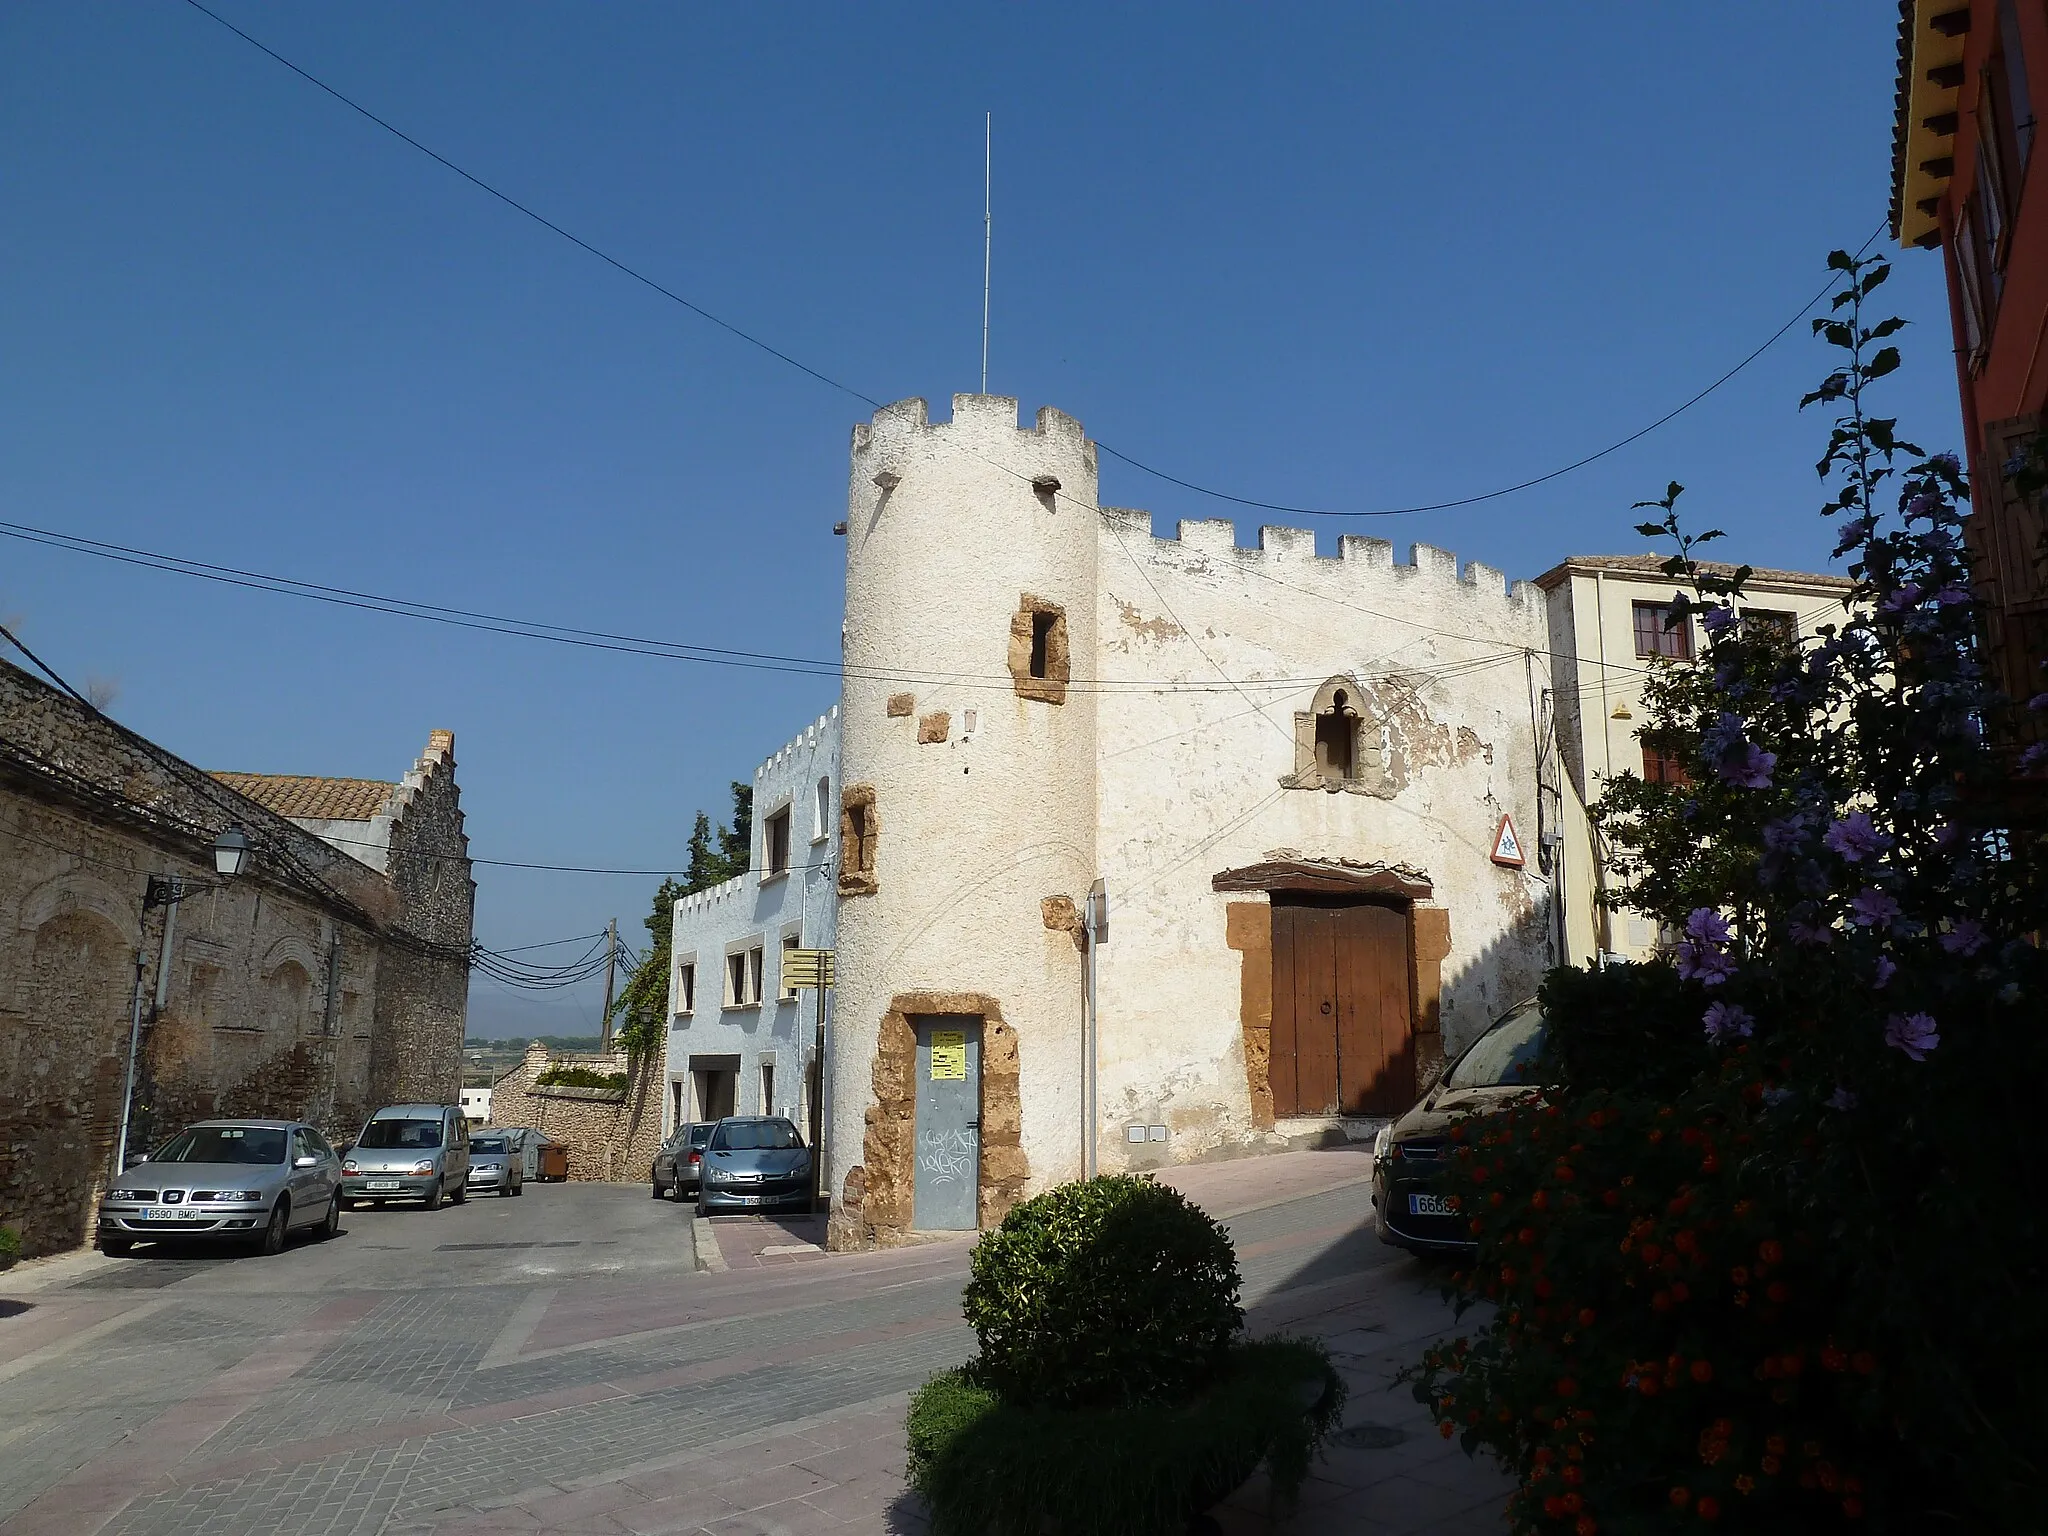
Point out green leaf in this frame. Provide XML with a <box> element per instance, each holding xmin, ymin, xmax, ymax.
<box><xmin>1634</xmin><ymin>522</ymin><xmax>1667</xmax><ymax>538</ymax></box>
<box><xmin>1827</xmin><ymin>249</ymin><xmax>1856</xmax><ymax>271</ymax></box>
<box><xmin>1866</xmin><ymin>316</ymin><xmax>1907</xmax><ymax>340</ymax></box>
<box><xmin>1867</xmin><ymin>347</ymin><xmax>1902</xmax><ymax>379</ymax></box>
<box><xmin>1695</xmin><ymin>529</ymin><xmax>1727</xmax><ymax>544</ymax></box>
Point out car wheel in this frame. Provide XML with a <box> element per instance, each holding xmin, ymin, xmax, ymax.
<box><xmin>423</xmin><ymin>1180</ymin><xmax>443</xmax><ymax>1212</ymax></box>
<box><xmin>651</xmin><ymin>1180</ymin><xmax>667</xmax><ymax>1200</ymax></box>
<box><xmin>317</xmin><ymin>1195</ymin><xmax>341</xmax><ymax>1240</ymax></box>
<box><xmin>337</xmin><ymin>1195</ymin><xmax>354</xmax><ymax>1212</ymax></box>
<box><xmin>511</xmin><ymin>1180</ymin><xmax>524</xmax><ymax>1196</ymax></box>
<box><xmin>258</xmin><ymin>1200</ymin><xmax>290</xmax><ymax>1256</ymax></box>
<box><xmin>101</xmin><ymin>1237</ymin><xmax>133</xmax><ymax>1257</ymax></box>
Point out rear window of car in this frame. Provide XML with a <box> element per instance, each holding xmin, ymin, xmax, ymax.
<box><xmin>152</xmin><ymin>1126</ymin><xmax>287</xmax><ymax>1165</ymax></box>
<box><xmin>358</xmin><ymin>1118</ymin><xmax>444</xmax><ymax>1149</ymax></box>
<box><xmin>687</xmin><ymin>1124</ymin><xmax>714</xmax><ymax>1148</ymax></box>
<box><xmin>471</xmin><ymin>1136</ymin><xmax>508</xmax><ymax>1153</ymax></box>
<box><xmin>1444</xmin><ymin>1003</ymin><xmax>1547</xmax><ymax>1090</ymax></box>
<box><xmin>710</xmin><ymin>1119</ymin><xmax>803</xmax><ymax>1152</ymax></box>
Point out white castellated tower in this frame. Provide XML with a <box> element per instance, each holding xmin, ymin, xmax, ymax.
<box><xmin>828</xmin><ymin>395</ymin><xmax>1099</xmax><ymax>1246</ymax></box>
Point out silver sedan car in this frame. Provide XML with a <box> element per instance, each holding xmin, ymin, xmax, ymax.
<box><xmin>98</xmin><ymin>1120</ymin><xmax>342</xmax><ymax>1256</ymax></box>
<box><xmin>465</xmin><ymin>1132</ymin><xmax>525</xmax><ymax>1197</ymax></box>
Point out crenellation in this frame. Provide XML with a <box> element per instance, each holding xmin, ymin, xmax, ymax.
<box><xmin>1256</xmin><ymin>525</ymin><xmax>1317</xmax><ymax>560</ymax></box>
<box><xmin>1175</xmin><ymin>519</ymin><xmax>1238</xmax><ymax>554</ymax></box>
<box><xmin>1462</xmin><ymin>560</ymin><xmax>1508</xmax><ymax>595</ymax></box>
<box><xmin>1410</xmin><ymin>544</ymin><xmax>1460</xmax><ymax>582</ymax></box>
<box><xmin>1339</xmin><ymin>535</ymin><xmax>1395</xmax><ymax>568</ymax></box>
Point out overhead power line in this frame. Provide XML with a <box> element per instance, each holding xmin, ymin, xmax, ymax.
<box><xmin>180</xmin><ymin>0</ymin><xmax>1882</xmax><ymax>522</ymax></box>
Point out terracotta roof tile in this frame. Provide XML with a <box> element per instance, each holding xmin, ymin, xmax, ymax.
<box><xmin>210</xmin><ymin>772</ymin><xmax>395</xmax><ymax>822</ymax></box>
<box><xmin>1532</xmin><ymin>554</ymin><xmax>1855</xmax><ymax>592</ymax></box>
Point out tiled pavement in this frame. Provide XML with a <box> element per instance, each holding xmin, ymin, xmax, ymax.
<box><xmin>0</xmin><ymin>1154</ymin><xmax>1510</xmax><ymax>1535</ymax></box>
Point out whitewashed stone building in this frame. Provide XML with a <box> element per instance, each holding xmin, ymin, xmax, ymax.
<box><xmin>665</xmin><ymin>710</ymin><xmax>839</xmax><ymax>1139</ymax></box>
<box><xmin>820</xmin><ymin>395</ymin><xmax>1582</xmax><ymax>1249</ymax></box>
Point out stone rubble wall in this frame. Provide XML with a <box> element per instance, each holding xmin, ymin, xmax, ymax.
<box><xmin>487</xmin><ymin>1043</ymin><xmax>665</xmax><ymax>1184</ymax></box>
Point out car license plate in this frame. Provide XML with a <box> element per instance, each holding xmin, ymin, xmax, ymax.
<box><xmin>366</xmin><ymin>1180</ymin><xmax>401</xmax><ymax>1191</ymax></box>
<box><xmin>1409</xmin><ymin>1192</ymin><xmax>1458</xmax><ymax>1217</ymax></box>
<box><xmin>144</xmin><ymin>1208</ymin><xmax>176</xmax><ymax>1221</ymax></box>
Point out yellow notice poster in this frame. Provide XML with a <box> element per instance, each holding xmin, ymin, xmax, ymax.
<box><xmin>929</xmin><ymin>1030</ymin><xmax>967</xmax><ymax>1081</ymax></box>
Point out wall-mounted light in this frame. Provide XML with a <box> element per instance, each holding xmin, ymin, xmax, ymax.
<box><xmin>872</xmin><ymin>470</ymin><xmax>901</xmax><ymax>491</ymax></box>
<box><xmin>1610</xmin><ymin>701</ymin><xmax>1634</xmax><ymax>721</ymax></box>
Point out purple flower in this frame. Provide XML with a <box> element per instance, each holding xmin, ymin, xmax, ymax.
<box><xmin>1931</xmin><ymin>452</ymin><xmax>1961</xmax><ymax>475</ymax></box>
<box><xmin>1931</xmin><ymin>821</ymin><xmax>1961</xmax><ymax>848</ymax></box>
<box><xmin>1681</xmin><ymin>947</ymin><xmax>1737</xmax><ymax>986</ymax></box>
<box><xmin>1826</xmin><ymin>1087</ymin><xmax>1859</xmax><ymax>1112</ymax></box>
<box><xmin>1720</xmin><ymin>743</ymin><xmax>1778</xmax><ymax>789</ymax></box>
<box><xmin>1834</xmin><ymin>514</ymin><xmax>1878</xmax><ymax>555</ymax></box>
<box><xmin>1684</xmin><ymin>908</ymin><xmax>1733</xmax><ymax>947</ymax></box>
<box><xmin>1879</xmin><ymin>583</ymin><xmax>1925</xmax><ymax>616</ymax></box>
<box><xmin>2021</xmin><ymin>743</ymin><xmax>2048</xmax><ymax>773</ymax></box>
<box><xmin>1885</xmin><ymin>1012</ymin><xmax>1941</xmax><ymax>1062</ymax></box>
<box><xmin>1762</xmin><ymin>817</ymin><xmax>1807</xmax><ymax>854</ymax></box>
<box><xmin>1702</xmin><ymin>605</ymin><xmax>1736</xmax><ymax>636</ymax></box>
<box><xmin>1787</xmin><ymin>917</ymin><xmax>1835</xmax><ymax>948</ymax></box>
<box><xmin>1939</xmin><ymin>919</ymin><xmax>1987</xmax><ymax>956</ymax></box>
<box><xmin>1850</xmin><ymin>888</ymin><xmax>1902</xmax><ymax>929</ymax></box>
<box><xmin>1703</xmin><ymin>1002</ymin><xmax>1754</xmax><ymax>1043</ymax></box>
<box><xmin>1823</xmin><ymin>812</ymin><xmax>1891</xmax><ymax>862</ymax></box>
<box><xmin>1872</xmin><ymin>954</ymin><xmax>1896</xmax><ymax>989</ymax></box>
<box><xmin>2028</xmin><ymin>692</ymin><xmax>2048</xmax><ymax>713</ymax></box>
<box><xmin>2005</xmin><ymin>451</ymin><xmax>2030</xmax><ymax>476</ymax></box>
<box><xmin>1933</xmin><ymin>583</ymin><xmax>1973</xmax><ymax>607</ymax></box>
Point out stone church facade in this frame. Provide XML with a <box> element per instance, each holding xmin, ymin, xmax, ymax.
<box><xmin>0</xmin><ymin>657</ymin><xmax>472</xmax><ymax>1257</ymax></box>
<box><xmin>820</xmin><ymin>394</ymin><xmax>1570</xmax><ymax>1249</ymax></box>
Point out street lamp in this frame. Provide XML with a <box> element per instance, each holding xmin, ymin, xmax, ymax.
<box><xmin>113</xmin><ymin>827</ymin><xmax>255</xmax><ymax>1177</ymax></box>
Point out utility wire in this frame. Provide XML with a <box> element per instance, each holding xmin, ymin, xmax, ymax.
<box><xmin>180</xmin><ymin>0</ymin><xmax>1884</xmax><ymax>523</ymax></box>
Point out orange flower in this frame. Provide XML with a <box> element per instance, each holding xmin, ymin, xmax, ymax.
<box><xmin>1697</xmin><ymin>1495</ymin><xmax>1721</xmax><ymax>1520</ymax></box>
<box><xmin>1439</xmin><ymin>1420</ymin><xmax>1455</xmax><ymax>1438</ymax></box>
<box><xmin>1761</xmin><ymin>1456</ymin><xmax>1782</xmax><ymax>1475</ymax></box>
<box><xmin>1735</xmin><ymin>1475</ymin><xmax>1755</xmax><ymax>1494</ymax></box>
<box><xmin>1578</xmin><ymin>1307</ymin><xmax>1597</xmax><ymax>1327</ymax></box>
<box><xmin>1730</xmin><ymin>1266</ymin><xmax>1750</xmax><ymax>1285</ymax></box>
<box><xmin>1843</xmin><ymin>1497</ymin><xmax>1865</xmax><ymax>1519</ymax></box>
<box><xmin>1758</xmin><ymin>1239</ymin><xmax>1784</xmax><ymax>1265</ymax></box>
<box><xmin>1669</xmin><ymin>1487</ymin><xmax>1691</xmax><ymax>1508</ymax></box>
<box><xmin>1690</xmin><ymin>1360</ymin><xmax>1713</xmax><ymax>1383</ymax></box>
<box><xmin>1575</xmin><ymin>1517</ymin><xmax>1597</xmax><ymax>1536</ymax></box>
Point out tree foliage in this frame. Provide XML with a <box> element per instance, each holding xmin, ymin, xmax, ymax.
<box><xmin>611</xmin><ymin>781</ymin><xmax>754</xmax><ymax>1062</ymax></box>
<box><xmin>1408</xmin><ymin>252</ymin><xmax>2048</xmax><ymax>1533</ymax></box>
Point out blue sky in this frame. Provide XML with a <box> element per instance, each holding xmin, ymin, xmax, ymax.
<box><xmin>1</xmin><ymin>5</ymin><xmax>1957</xmax><ymax>1037</ymax></box>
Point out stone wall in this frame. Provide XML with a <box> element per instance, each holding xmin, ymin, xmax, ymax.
<box><xmin>0</xmin><ymin>658</ymin><xmax>471</xmax><ymax>1258</ymax></box>
<box><xmin>488</xmin><ymin>1043</ymin><xmax>665</xmax><ymax>1183</ymax></box>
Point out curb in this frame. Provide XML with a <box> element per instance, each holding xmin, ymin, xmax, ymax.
<box><xmin>692</xmin><ymin>1215</ymin><xmax>727</xmax><ymax>1272</ymax></box>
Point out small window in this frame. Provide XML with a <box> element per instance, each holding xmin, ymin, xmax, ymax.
<box><xmin>727</xmin><ymin>951</ymin><xmax>750</xmax><ymax>1007</ymax></box>
<box><xmin>781</xmin><ymin>934</ymin><xmax>800</xmax><ymax>1000</ymax></box>
<box><xmin>766</xmin><ymin>808</ymin><xmax>791</xmax><ymax>875</ymax></box>
<box><xmin>1314</xmin><ymin>689</ymin><xmax>1357</xmax><ymax>780</ymax></box>
<box><xmin>1633</xmin><ymin>602</ymin><xmax>1693</xmax><ymax>661</ymax></box>
<box><xmin>760</xmin><ymin>1061</ymin><xmax>775</xmax><ymax>1116</ymax></box>
<box><xmin>677</xmin><ymin>961</ymin><xmax>695</xmax><ymax>1015</ymax></box>
<box><xmin>670</xmin><ymin>1080</ymin><xmax>684</xmax><ymax>1127</ymax></box>
<box><xmin>1030</xmin><ymin>610</ymin><xmax>1056</xmax><ymax>679</ymax></box>
<box><xmin>747</xmin><ymin>946</ymin><xmax>764</xmax><ymax>1006</ymax></box>
<box><xmin>1741</xmin><ymin>608</ymin><xmax>1796</xmax><ymax>642</ymax></box>
<box><xmin>814</xmin><ymin>776</ymin><xmax>831</xmax><ymax>841</ymax></box>
<box><xmin>1642</xmin><ymin>744</ymin><xmax>1691</xmax><ymax>786</ymax></box>
<box><xmin>839</xmin><ymin>786</ymin><xmax>878</xmax><ymax>896</ymax></box>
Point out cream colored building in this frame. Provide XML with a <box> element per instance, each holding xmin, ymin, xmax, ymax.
<box><xmin>822</xmin><ymin>394</ymin><xmax>1594</xmax><ymax>1250</ymax></box>
<box><xmin>1536</xmin><ymin>555</ymin><xmax>1855</xmax><ymax>961</ymax></box>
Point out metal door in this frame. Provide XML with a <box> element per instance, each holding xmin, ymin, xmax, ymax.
<box><xmin>912</xmin><ymin>1015</ymin><xmax>981</xmax><ymax>1231</ymax></box>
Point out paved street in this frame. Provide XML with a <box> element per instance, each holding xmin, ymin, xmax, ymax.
<box><xmin>0</xmin><ymin>1152</ymin><xmax>1509</xmax><ymax>1536</ymax></box>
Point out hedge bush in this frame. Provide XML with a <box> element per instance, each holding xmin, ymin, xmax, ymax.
<box><xmin>908</xmin><ymin>1337</ymin><xmax>1343</xmax><ymax>1536</ymax></box>
<box><xmin>533</xmin><ymin>1065</ymin><xmax>629</xmax><ymax>1091</ymax></box>
<box><xmin>961</xmin><ymin>1174</ymin><xmax>1241</xmax><ymax>1409</ymax></box>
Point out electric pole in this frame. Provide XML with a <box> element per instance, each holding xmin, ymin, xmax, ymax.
<box><xmin>598</xmin><ymin>917</ymin><xmax>618</xmax><ymax>1053</ymax></box>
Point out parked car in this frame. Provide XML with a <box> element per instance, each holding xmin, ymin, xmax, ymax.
<box><xmin>652</xmin><ymin>1123</ymin><xmax>714</xmax><ymax>1201</ymax></box>
<box><xmin>466</xmin><ymin>1131</ymin><xmax>525</xmax><ymax>1197</ymax></box>
<box><xmin>98</xmin><ymin>1119</ymin><xmax>342</xmax><ymax>1256</ymax></box>
<box><xmin>340</xmin><ymin>1103</ymin><xmax>471</xmax><ymax>1209</ymax></box>
<box><xmin>1372</xmin><ymin>999</ymin><xmax>1547</xmax><ymax>1255</ymax></box>
<box><xmin>696</xmin><ymin>1117</ymin><xmax>814</xmax><ymax>1215</ymax></box>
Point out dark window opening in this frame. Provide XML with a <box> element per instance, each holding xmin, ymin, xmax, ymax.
<box><xmin>1029</xmin><ymin>610</ymin><xmax>1056</xmax><ymax>679</ymax></box>
<box><xmin>678</xmin><ymin>962</ymin><xmax>695</xmax><ymax>1013</ymax></box>
<box><xmin>1633</xmin><ymin>602</ymin><xmax>1693</xmax><ymax>661</ymax></box>
<box><xmin>846</xmin><ymin>802</ymin><xmax>870</xmax><ymax>873</ymax></box>
<box><xmin>1314</xmin><ymin>689</ymin><xmax>1357</xmax><ymax>780</ymax></box>
<box><xmin>1742</xmin><ymin>608</ymin><xmax>1796</xmax><ymax>642</ymax></box>
<box><xmin>766</xmin><ymin>808</ymin><xmax>791</xmax><ymax>875</ymax></box>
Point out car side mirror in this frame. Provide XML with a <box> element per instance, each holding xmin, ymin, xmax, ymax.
<box><xmin>293</xmin><ymin>1155</ymin><xmax>320</xmax><ymax>1168</ymax></box>
<box><xmin>125</xmin><ymin>1152</ymin><xmax>148</xmax><ymax>1167</ymax></box>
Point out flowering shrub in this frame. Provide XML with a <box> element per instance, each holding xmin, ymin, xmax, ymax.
<box><xmin>1408</xmin><ymin>252</ymin><xmax>2048</xmax><ymax>1532</ymax></box>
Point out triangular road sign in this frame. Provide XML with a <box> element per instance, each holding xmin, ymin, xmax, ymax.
<box><xmin>1490</xmin><ymin>814</ymin><xmax>1525</xmax><ymax>868</ymax></box>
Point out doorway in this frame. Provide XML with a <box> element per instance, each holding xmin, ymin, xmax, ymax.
<box><xmin>689</xmin><ymin>1056</ymin><xmax>739</xmax><ymax>1123</ymax></box>
<box><xmin>1269</xmin><ymin>896</ymin><xmax>1415</xmax><ymax>1116</ymax></box>
<box><xmin>910</xmin><ymin>1014</ymin><xmax>981</xmax><ymax>1231</ymax></box>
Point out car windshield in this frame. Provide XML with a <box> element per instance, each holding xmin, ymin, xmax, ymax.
<box><xmin>1444</xmin><ymin>1004</ymin><xmax>1547</xmax><ymax>1090</ymax></box>
<box><xmin>471</xmin><ymin>1136</ymin><xmax>508</xmax><ymax>1153</ymax></box>
<box><xmin>711</xmin><ymin>1119</ymin><xmax>803</xmax><ymax>1152</ymax></box>
<box><xmin>152</xmin><ymin>1125</ymin><xmax>287</xmax><ymax>1165</ymax></box>
<box><xmin>358</xmin><ymin>1118</ymin><xmax>443</xmax><ymax>1149</ymax></box>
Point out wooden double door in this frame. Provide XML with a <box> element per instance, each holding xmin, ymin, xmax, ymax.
<box><xmin>1270</xmin><ymin>897</ymin><xmax>1416</xmax><ymax>1117</ymax></box>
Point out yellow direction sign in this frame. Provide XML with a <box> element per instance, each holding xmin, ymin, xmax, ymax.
<box><xmin>929</xmin><ymin>1029</ymin><xmax>967</xmax><ymax>1080</ymax></box>
<box><xmin>783</xmin><ymin>948</ymin><xmax>836</xmax><ymax>989</ymax></box>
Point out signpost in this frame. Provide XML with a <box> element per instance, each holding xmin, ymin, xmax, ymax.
<box><xmin>785</xmin><ymin>949</ymin><xmax>837</xmax><ymax>1213</ymax></box>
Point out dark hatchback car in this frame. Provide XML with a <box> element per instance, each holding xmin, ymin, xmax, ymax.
<box><xmin>652</xmin><ymin>1123</ymin><xmax>713</xmax><ymax>1201</ymax></box>
<box><xmin>696</xmin><ymin>1117</ymin><xmax>813</xmax><ymax>1215</ymax></box>
<box><xmin>1373</xmin><ymin>999</ymin><xmax>1546</xmax><ymax>1254</ymax></box>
